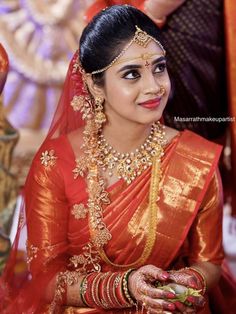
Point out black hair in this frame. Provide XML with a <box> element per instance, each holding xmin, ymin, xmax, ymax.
<box><xmin>79</xmin><ymin>5</ymin><xmax>162</xmax><ymax>86</ymax></box>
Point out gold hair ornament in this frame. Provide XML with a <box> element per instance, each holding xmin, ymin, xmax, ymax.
<box><xmin>114</xmin><ymin>52</ymin><xmax>161</xmax><ymax>67</ymax></box>
<box><xmin>90</xmin><ymin>26</ymin><xmax>166</xmax><ymax>75</ymax></box>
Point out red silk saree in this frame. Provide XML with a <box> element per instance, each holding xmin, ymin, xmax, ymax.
<box><xmin>3</xmin><ymin>129</ymin><xmax>224</xmax><ymax>313</ymax></box>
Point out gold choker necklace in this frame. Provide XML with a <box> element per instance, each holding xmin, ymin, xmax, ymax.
<box><xmin>97</xmin><ymin>122</ymin><xmax>166</xmax><ymax>184</ymax></box>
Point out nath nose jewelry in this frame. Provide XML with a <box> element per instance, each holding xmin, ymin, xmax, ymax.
<box><xmin>157</xmin><ymin>85</ymin><xmax>165</xmax><ymax>97</ymax></box>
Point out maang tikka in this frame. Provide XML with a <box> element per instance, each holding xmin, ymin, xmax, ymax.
<box><xmin>94</xmin><ymin>96</ymin><xmax>106</xmax><ymax>126</ymax></box>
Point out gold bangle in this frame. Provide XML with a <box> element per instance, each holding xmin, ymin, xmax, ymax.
<box><xmin>80</xmin><ymin>276</ymin><xmax>89</xmax><ymax>306</ymax></box>
<box><xmin>122</xmin><ymin>269</ymin><xmax>136</xmax><ymax>306</ymax></box>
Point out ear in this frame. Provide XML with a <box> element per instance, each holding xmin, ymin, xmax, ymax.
<box><xmin>85</xmin><ymin>74</ymin><xmax>105</xmax><ymax>99</ymax></box>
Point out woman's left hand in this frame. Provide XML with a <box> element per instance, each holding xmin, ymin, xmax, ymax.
<box><xmin>168</xmin><ymin>269</ymin><xmax>206</xmax><ymax>311</ymax></box>
<box><xmin>128</xmin><ymin>265</ymin><xmax>177</xmax><ymax>312</ymax></box>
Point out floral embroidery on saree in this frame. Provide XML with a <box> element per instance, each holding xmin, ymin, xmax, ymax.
<box><xmin>50</xmin><ymin>270</ymin><xmax>80</xmax><ymax>313</ymax></box>
<box><xmin>40</xmin><ymin>150</ymin><xmax>57</xmax><ymax>167</ymax></box>
<box><xmin>72</xmin><ymin>157</ymin><xmax>87</xmax><ymax>178</ymax></box>
<box><xmin>69</xmin><ymin>243</ymin><xmax>101</xmax><ymax>273</ymax></box>
<box><xmin>71</xmin><ymin>203</ymin><xmax>88</xmax><ymax>219</ymax></box>
<box><xmin>26</xmin><ymin>240</ymin><xmax>56</xmax><ymax>266</ymax></box>
<box><xmin>26</xmin><ymin>240</ymin><xmax>39</xmax><ymax>264</ymax></box>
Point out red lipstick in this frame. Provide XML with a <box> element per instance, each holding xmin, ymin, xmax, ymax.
<box><xmin>139</xmin><ymin>97</ymin><xmax>162</xmax><ymax>109</ymax></box>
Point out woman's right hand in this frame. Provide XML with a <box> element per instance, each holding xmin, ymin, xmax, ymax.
<box><xmin>128</xmin><ymin>265</ymin><xmax>177</xmax><ymax>313</ymax></box>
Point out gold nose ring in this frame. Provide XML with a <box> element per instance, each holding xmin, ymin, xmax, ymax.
<box><xmin>157</xmin><ymin>86</ymin><xmax>166</xmax><ymax>97</ymax></box>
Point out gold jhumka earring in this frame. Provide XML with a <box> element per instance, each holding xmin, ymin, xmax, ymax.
<box><xmin>94</xmin><ymin>97</ymin><xmax>106</xmax><ymax>126</ymax></box>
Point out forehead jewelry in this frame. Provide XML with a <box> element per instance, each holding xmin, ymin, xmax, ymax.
<box><xmin>90</xmin><ymin>26</ymin><xmax>166</xmax><ymax>75</ymax></box>
<box><xmin>140</xmin><ymin>53</ymin><xmax>151</xmax><ymax>67</ymax></box>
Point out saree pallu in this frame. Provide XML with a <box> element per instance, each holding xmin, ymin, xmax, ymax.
<box><xmin>1</xmin><ymin>130</ymin><xmax>227</xmax><ymax>313</ymax></box>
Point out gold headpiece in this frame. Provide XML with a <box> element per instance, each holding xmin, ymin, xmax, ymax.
<box><xmin>90</xmin><ymin>26</ymin><xmax>166</xmax><ymax>75</ymax></box>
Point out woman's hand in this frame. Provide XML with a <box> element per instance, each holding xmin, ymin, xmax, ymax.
<box><xmin>144</xmin><ymin>0</ymin><xmax>186</xmax><ymax>20</ymax></box>
<box><xmin>168</xmin><ymin>269</ymin><xmax>206</xmax><ymax>312</ymax></box>
<box><xmin>128</xmin><ymin>265</ymin><xmax>177</xmax><ymax>313</ymax></box>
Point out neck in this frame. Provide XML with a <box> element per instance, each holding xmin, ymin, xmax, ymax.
<box><xmin>102</xmin><ymin>119</ymin><xmax>152</xmax><ymax>153</ymax></box>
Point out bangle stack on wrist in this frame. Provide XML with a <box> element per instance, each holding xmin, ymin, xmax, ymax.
<box><xmin>80</xmin><ymin>269</ymin><xmax>136</xmax><ymax>309</ymax></box>
<box><xmin>184</xmin><ymin>267</ymin><xmax>207</xmax><ymax>295</ymax></box>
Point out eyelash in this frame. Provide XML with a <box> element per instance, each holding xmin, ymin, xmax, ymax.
<box><xmin>122</xmin><ymin>62</ymin><xmax>167</xmax><ymax>80</ymax></box>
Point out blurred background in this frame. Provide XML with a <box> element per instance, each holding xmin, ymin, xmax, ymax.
<box><xmin>0</xmin><ymin>0</ymin><xmax>235</xmax><ymax>280</ymax></box>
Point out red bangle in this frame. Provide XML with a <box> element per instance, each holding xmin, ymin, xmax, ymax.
<box><xmin>83</xmin><ymin>273</ymin><xmax>97</xmax><ymax>307</ymax></box>
<box><xmin>83</xmin><ymin>271</ymin><xmax>135</xmax><ymax>309</ymax></box>
<box><xmin>184</xmin><ymin>267</ymin><xmax>207</xmax><ymax>295</ymax></box>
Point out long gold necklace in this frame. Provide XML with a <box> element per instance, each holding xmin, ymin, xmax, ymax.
<box><xmin>74</xmin><ymin>120</ymin><xmax>166</xmax><ymax>269</ymax></box>
<box><xmin>97</xmin><ymin>121</ymin><xmax>166</xmax><ymax>184</ymax></box>
<box><xmin>98</xmin><ymin>154</ymin><xmax>163</xmax><ymax>268</ymax></box>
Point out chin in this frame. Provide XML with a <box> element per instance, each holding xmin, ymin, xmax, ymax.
<box><xmin>141</xmin><ymin>111</ymin><xmax>163</xmax><ymax>125</ymax></box>
<box><xmin>137</xmin><ymin>117</ymin><xmax>162</xmax><ymax>126</ymax></box>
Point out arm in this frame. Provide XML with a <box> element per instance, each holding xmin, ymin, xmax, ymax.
<box><xmin>26</xmin><ymin>147</ymin><xmax>99</xmax><ymax>307</ymax></box>
<box><xmin>167</xmin><ymin>168</ymin><xmax>223</xmax><ymax>310</ymax></box>
<box><xmin>187</xmin><ymin>168</ymin><xmax>224</xmax><ymax>289</ymax></box>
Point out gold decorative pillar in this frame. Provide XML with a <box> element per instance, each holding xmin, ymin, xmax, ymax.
<box><xmin>0</xmin><ymin>44</ymin><xmax>19</xmax><ymax>272</ymax></box>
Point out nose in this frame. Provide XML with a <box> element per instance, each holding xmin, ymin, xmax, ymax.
<box><xmin>142</xmin><ymin>72</ymin><xmax>160</xmax><ymax>95</ymax></box>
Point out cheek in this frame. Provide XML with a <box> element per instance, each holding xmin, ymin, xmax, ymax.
<box><xmin>106</xmin><ymin>80</ymin><xmax>137</xmax><ymax>103</ymax></box>
<box><xmin>162</xmin><ymin>74</ymin><xmax>171</xmax><ymax>97</ymax></box>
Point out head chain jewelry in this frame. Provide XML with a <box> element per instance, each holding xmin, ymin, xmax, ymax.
<box><xmin>90</xmin><ymin>26</ymin><xmax>166</xmax><ymax>75</ymax></box>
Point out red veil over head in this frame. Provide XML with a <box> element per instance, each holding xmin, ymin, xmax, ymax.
<box><xmin>0</xmin><ymin>50</ymin><xmax>89</xmax><ymax>313</ymax></box>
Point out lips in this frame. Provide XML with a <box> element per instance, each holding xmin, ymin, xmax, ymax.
<box><xmin>139</xmin><ymin>97</ymin><xmax>162</xmax><ymax>109</ymax></box>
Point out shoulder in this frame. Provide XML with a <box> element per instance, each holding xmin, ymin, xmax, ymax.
<box><xmin>201</xmin><ymin>167</ymin><xmax>223</xmax><ymax>210</ymax></box>
<box><xmin>29</xmin><ymin>129</ymin><xmax>84</xmax><ymax>176</ymax></box>
<box><xmin>164</xmin><ymin>125</ymin><xmax>180</xmax><ymax>145</ymax></box>
<box><xmin>29</xmin><ymin>135</ymin><xmax>70</xmax><ymax>180</ymax></box>
<box><xmin>176</xmin><ymin>129</ymin><xmax>223</xmax><ymax>160</ymax></box>
<box><xmin>67</xmin><ymin>128</ymin><xmax>84</xmax><ymax>158</ymax></box>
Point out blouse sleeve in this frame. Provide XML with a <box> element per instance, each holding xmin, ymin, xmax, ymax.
<box><xmin>188</xmin><ymin>168</ymin><xmax>224</xmax><ymax>265</ymax></box>
<box><xmin>25</xmin><ymin>147</ymin><xmax>69</xmax><ymax>278</ymax></box>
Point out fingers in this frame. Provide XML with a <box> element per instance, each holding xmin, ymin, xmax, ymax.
<box><xmin>140</xmin><ymin>264</ymin><xmax>170</xmax><ymax>282</ymax></box>
<box><xmin>147</xmin><ymin>310</ymin><xmax>173</xmax><ymax>314</ymax></box>
<box><xmin>169</xmin><ymin>271</ymin><xmax>198</xmax><ymax>289</ymax></box>
<box><xmin>139</xmin><ymin>283</ymin><xmax>176</xmax><ymax>300</ymax></box>
<box><xmin>174</xmin><ymin>301</ymin><xmax>196</xmax><ymax>313</ymax></box>
<box><xmin>142</xmin><ymin>295</ymin><xmax>176</xmax><ymax>312</ymax></box>
<box><xmin>187</xmin><ymin>295</ymin><xmax>206</xmax><ymax>308</ymax></box>
<box><xmin>140</xmin><ymin>265</ymin><xmax>168</xmax><ymax>280</ymax></box>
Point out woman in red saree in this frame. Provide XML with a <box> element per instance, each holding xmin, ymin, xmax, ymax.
<box><xmin>1</xmin><ymin>4</ymin><xmax>233</xmax><ymax>314</ymax></box>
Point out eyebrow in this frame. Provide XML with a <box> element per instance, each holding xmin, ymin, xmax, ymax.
<box><xmin>117</xmin><ymin>56</ymin><xmax>166</xmax><ymax>73</ymax></box>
